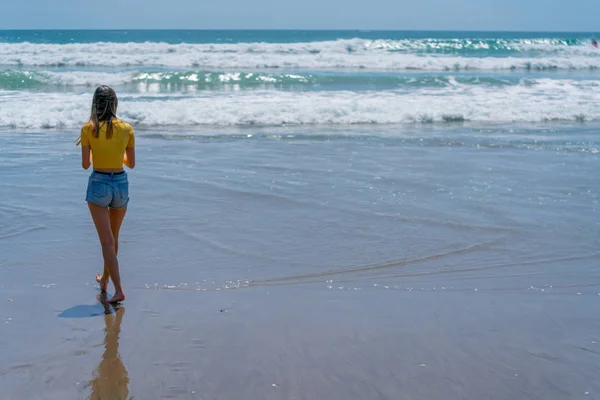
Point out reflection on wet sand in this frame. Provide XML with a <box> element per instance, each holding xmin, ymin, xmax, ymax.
<box><xmin>90</xmin><ymin>299</ymin><xmax>129</xmax><ymax>400</ymax></box>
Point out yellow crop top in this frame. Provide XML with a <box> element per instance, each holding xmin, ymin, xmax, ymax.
<box><xmin>80</xmin><ymin>119</ymin><xmax>135</xmax><ymax>169</ymax></box>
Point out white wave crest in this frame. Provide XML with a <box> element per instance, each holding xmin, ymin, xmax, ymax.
<box><xmin>1</xmin><ymin>40</ymin><xmax>599</xmax><ymax>70</ymax></box>
<box><xmin>1</xmin><ymin>78</ymin><xmax>599</xmax><ymax>128</ymax></box>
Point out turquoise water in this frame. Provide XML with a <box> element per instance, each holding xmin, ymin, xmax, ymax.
<box><xmin>1</xmin><ymin>29</ymin><xmax>596</xmax><ymax>45</ymax></box>
<box><xmin>1</xmin><ymin>30</ymin><xmax>600</xmax><ymax>126</ymax></box>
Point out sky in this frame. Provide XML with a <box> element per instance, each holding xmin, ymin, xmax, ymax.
<box><xmin>1</xmin><ymin>0</ymin><xmax>598</xmax><ymax>31</ymax></box>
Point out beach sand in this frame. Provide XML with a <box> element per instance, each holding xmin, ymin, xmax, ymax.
<box><xmin>1</xmin><ymin>126</ymin><xmax>600</xmax><ymax>399</ymax></box>
<box><xmin>2</xmin><ymin>284</ymin><xmax>600</xmax><ymax>399</ymax></box>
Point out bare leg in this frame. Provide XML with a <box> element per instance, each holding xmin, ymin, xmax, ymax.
<box><xmin>88</xmin><ymin>203</ymin><xmax>125</xmax><ymax>303</ymax></box>
<box><xmin>96</xmin><ymin>207</ymin><xmax>127</xmax><ymax>292</ymax></box>
<box><xmin>96</xmin><ymin>268</ymin><xmax>109</xmax><ymax>292</ymax></box>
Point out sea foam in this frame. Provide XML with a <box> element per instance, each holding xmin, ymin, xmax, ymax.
<box><xmin>1</xmin><ymin>78</ymin><xmax>599</xmax><ymax>129</ymax></box>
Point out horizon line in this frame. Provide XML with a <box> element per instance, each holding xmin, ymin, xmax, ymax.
<box><xmin>0</xmin><ymin>28</ymin><xmax>598</xmax><ymax>34</ymax></box>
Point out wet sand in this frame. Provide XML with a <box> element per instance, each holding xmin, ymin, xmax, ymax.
<box><xmin>1</xmin><ymin>126</ymin><xmax>600</xmax><ymax>399</ymax></box>
<box><xmin>2</xmin><ymin>284</ymin><xmax>600</xmax><ymax>399</ymax></box>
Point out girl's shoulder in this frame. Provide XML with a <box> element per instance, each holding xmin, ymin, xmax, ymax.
<box><xmin>113</xmin><ymin>118</ymin><xmax>134</xmax><ymax>133</ymax></box>
<box><xmin>78</xmin><ymin>122</ymin><xmax>92</xmax><ymax>146</ymax></box>
<box><xmin>80</xmin><ymin>121</ymin><xmax>92</xmax><ymax>137</ymax></box>
<box><xmin>113</xmin><ymin>118</ymin><xmax>134</xmax><ymax>137</ymax></box>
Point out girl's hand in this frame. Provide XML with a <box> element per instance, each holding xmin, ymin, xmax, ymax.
<box><xmin>123</xmin><ymin>147</ymin><xmax>135</xmax><ymax>169</ymax></box>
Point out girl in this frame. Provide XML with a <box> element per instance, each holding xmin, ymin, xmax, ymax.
<box><xmin>79</xmin><ymin>86</ymin><xmax>135</xmax><ymax>303</ymax></box>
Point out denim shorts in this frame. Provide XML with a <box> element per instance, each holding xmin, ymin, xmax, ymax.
<box><xmin>86</xmin><ymin>171</ymin><xmax>129</xmax><ymax>209</ymax></box>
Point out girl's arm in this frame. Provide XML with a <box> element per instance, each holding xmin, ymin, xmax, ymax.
<box><xmin>82</xmin><ymin>146</ymin><xmax>91</xmax><ymax>169</ymax></box>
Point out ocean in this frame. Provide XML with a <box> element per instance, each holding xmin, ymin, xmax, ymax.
<box><xmin>1</xmin><ymin>30</ymin><xmax>600</xmax><ymax>399</ymax></box>
<box><xmin>1</xmin><ymin>30</ymin><xmax>600</xmax><ymax>126</ymax></box>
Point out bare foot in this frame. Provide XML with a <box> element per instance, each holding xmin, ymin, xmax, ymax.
<box><xmin>96</xmin><ymin>274</ymin><xmax>108</xmax><ymax>292</ymax></box>
<box><xmin>108</xmin><ymin>292</ymin><xmax>125</xmax><ymax>303</ymax></box>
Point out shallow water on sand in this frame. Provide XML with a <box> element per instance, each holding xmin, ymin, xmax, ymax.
<box><xmin>1</xmin><ymin>124</ymin><xmax>600</xmax><ymax>399</ymax></box>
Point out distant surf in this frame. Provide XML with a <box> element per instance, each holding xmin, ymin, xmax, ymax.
<box><xmin>1</xmin><ymin>38</ymin><xmax>599</xmax><ymax>70</ymax></box>
<box><xmin>1</xmin><ymin>30</ymin><xmax>599</xmax><ymax>128</ymax></box>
